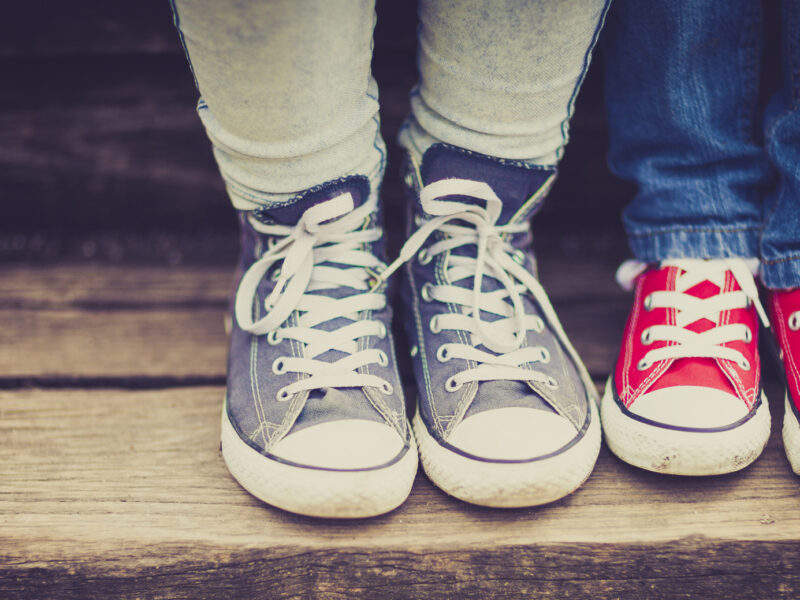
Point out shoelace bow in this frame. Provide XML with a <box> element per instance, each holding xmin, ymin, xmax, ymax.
<box><xmin>379</xmin><ymin>177</ymin><xmax>589</xmax><ymax>392</ymax></box>
<box><xmin>234</xmin><ymin>193</ymin><xmax>394</xmax><ymax>401</ymax></box>
<box><xmin>616</xmin><ymin>258</ymin><xmax>770</xmax><ymax>371</ymax></box>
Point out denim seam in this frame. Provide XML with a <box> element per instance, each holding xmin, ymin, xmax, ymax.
<box><xmin>762</xmin><ymin>253</ymin><xmax>800</xmax><ymax>266</ymax></box>
<box><xmin>627</xmin><ymin>224</ymin><xmax>760</xmax><ymax>239</ymax></box>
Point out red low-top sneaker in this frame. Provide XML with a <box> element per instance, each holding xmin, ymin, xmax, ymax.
<box><xmin>767</xmin><ymin>288</ymin><xmax>800</xmax><ymax>474</ymax></box>
<box><xmin>601</xmin><ymin>258</ymin><xmax>772</xmax><ymax>475</ymax></box>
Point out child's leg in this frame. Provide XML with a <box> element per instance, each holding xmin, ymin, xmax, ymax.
<box><xmin>604</xmin><ymin>0</ymin><xmax>769</xmax><ymax>263</ymax></box>
<box><xmin>171</xmin><ymin>0</ymin><xmax>417</xmax><ymax>518</ymax></box>
<box><xmin>761</xmin><ymin>0</ymin><xmax>800</xmax><ymax>289</ymax></box>
<box><xmin>171</xmin><ymin>0</ymin><xmax>385</xmax><ymax>206</ymax></box>
<box><xmin>762</xmin><ymin>0</ymin><xmax>800</xmax><ymax>474</ymax></box>
<box><xmin>393</xmin><ymin>0</ymin><xmax>610</xmax><ymax>508</ymax></box>
<box><xmin>601</xmin><ymin>1</ymin><xmax>771</xmax><ymax>475</ymax></box>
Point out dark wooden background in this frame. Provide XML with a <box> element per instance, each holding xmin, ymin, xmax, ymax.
<box><xmin>0</xmin><ymin>0</ymin><xmax>636</xmax><ymax>266</ymax></box>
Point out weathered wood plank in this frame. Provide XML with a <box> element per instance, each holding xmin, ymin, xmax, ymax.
<box><xmin>1</xmin><ymin>387</ymin><xmax>798</xmax><ymax>599</ymax></box>
<box><xmin>0</xmin><ymin>259</ymin><xmax>628</xmax><ymax>380</ymax></box>
<box><xmin>0</xmin><ymin>308</ymin><xmax>227</xmax><ymax>380</ymax></box>
<box><xmin>0</xmin><ymin>303</ymin><xmax>621</xmax><ymax>381</ymax></box>
<box><xmin>0</xmin><ymin>254</ymin><xmax>626</xmax><ymax>309</ymax></box>
<box><xmin>0</xmin><ymin>264</ymin><xmax>235</xmax><ymax>309</ymax></box>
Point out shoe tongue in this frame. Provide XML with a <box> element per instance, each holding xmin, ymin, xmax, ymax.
<box><xmin>419</xmin><ymin>144</ymin><xmax>556</xmax><ymax>224</ymax></box>
<box><xmin>653</xmin><ymin>266</ymin><xmax>739</xmax><ymax>394</ymax></box>
<box><xmin>254</xmin><ymin>176</ymin><xmax>370</xmax><ymax>226</ymax></box>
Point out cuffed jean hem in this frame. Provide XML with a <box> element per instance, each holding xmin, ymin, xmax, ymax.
<box><xmin>760</xmin><ymin>256</ymin><xmax>800</xmax><ymax>290</ymax></box>
<box><xmin>626</xmin><ymin>226</ymin><xmax>761</xmax><ymax>264</ymax></box>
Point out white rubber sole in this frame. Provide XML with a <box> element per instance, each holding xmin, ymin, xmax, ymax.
<box><xmin>783</xmin><ymin>394</ymin><xmax>800</xmax><ymax>475</ymax></box>
<box><xmin>413</xmin><ymin>399</ymin><xmax>601</xmax><ymax>508</ymax></box>
<box><xmin>601</xmin><ymin>377</ymin><xmax>771</xmax><ymax>476</ymax></box>
<box><xmin>221</xmin><ymin>403</ymin><xmax>418</xmax><ymax>518</ymax></box>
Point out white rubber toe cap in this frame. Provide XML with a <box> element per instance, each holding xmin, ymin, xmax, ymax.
<box><xmin>446</xmin><ymin>408</ymin><xmax>578</xmax><ymax>461</ymax></box>
<box><xmin>270</xmin><ymin>420</ymin><xmax>406</xmax><ymax>470</ymax></box>
<box><xmin>629</xmin><ymin>386</ymin><xmax>750</xmax><ymax>429</ymax></box>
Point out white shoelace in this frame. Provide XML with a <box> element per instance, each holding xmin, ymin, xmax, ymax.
<box><xmin>234</xmin><ymin>193</ymin><xmax>393</xmax><ymax>401</ymax></box>
<box><xmin>616</xmin><ymin>258</ymin><xmax>770</xmax><ymax>371</ymax></box>
<box><xmin>379</xmin><ymin>177</ymin><xmax>588</xmax><ymax>392</ymax></box>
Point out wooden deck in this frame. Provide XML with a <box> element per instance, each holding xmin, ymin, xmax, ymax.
<box><xmin>3</xmin><ymin>2</ymin><xmax>800</xmax><ymax>598</ymax></box>
<box><xmin>2</xmin><ymin>253</ymin><xmax>800</xmax><ymax>599</ymax></box>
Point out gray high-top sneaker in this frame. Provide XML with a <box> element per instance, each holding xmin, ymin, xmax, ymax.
<box><xmin>382</xmin><ymin>144</ymin><xmax>600</xmax><ymax>507</ymax></box>
<box><xmin>221</xmin><ymin>176</ymin><xmax>417</xmax><ymax>518</ymax></box>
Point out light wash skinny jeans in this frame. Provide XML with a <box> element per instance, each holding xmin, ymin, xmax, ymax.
<box><xmin>170</xmin><ymin>0</ymin><xmax>610</xmax><ymax>210</ymax></box>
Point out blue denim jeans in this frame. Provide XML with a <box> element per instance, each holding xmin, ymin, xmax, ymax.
<box><xmin>170</xmin><ymin>0</ymin><xmax>610</xmax><ymax>210</ymax></box>
<box><xmin>604</xmin><ymin>0</ymin><xmax>800</xmax><ymax>289</ymax></box>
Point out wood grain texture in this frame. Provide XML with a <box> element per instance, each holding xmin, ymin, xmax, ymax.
<box><xmin>0</xmin><ymin>261</ymin><xmax>627</xmax><ymax>381</ymax></box>
<box><xmin>1</xmin><ymin>387</ymin><xmax>799</xmax><ymax>599</ymax></box>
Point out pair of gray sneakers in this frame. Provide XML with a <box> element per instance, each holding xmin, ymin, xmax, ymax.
<box><xmin>220</xmin><ymin>144</ymin><xmax>601</xmax><ymax>518</ymax></box>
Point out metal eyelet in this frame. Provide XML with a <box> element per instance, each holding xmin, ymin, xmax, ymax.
<box><xmin>377</xmin><ymin>322</ymin><xmax>387</xmax><ymax>339</ymax></box>
<box><xmin>436</xmin><ymin>345</ymin><xmax>452</xmax><ymax>362</ymax></box>
<box><xmin>429</xmin><ymin>315</ymin><xmax>442</xmax><ymax>334</ymax></box>
<box><xmin>267</xmin><ymin>330</ymin><xmax>281</xmax><ymax>345</ymax></box>
<box><xmin>738</xmin><ymin>358</ymin><xmax>751</xmax><ymax>371</ymax></box>
<box><xmin>540</xmin><ymin>348</ymin><xmax>551</xmax><ymax>363</ymax></box>
<box><xmin>789</xmin><ymin>312</ymin><xmax>800</xmax><ymax>331</ymax></box>
<box><xmin>421</xmin><ymin>282</ymin><xmax>434</xmax><ymax>302</ymax></box>
<box><xmin>512</xmin><ymin>250</ymin><xmax>526</xmax><ymax>265</ymax></box>
<box><xmin>272</xmin><ymin>358</ymin><xmax>287</xmax><ymax>375</ymax></box>
<box><xmin>380</xmin><ymin>382</ymin><xmax>394</xmax><ymax>395</ymax></box>
<box><xmin>637</xmin><ymin>358</ymin><xmax>652</xmax><ymax>371</ymax></box>
<box><xmin>405</xmin><ymin>172</ymin><xmax>415</xmax><ymax>188</ymax></box>
<box><xmin>641</xmin><ymin>328</ymin><xmax>653</xmax><ymax>345</ymax></box>
<box><xmin>414</xmin><ymin>214</ymin><xmax>423</xmax><ymax>227</ymax></box>
<box><xmin>743</xmin><ymin>327</ymin><xmax>752</xmax><ymax>344</ymax></box>
<box><xmin>377</xmin><ymin>350</ymin><xmax>389</xmax><ymax>367</ymax></box>
<box><xmin>270</xmin><ymin>268</ymin><xmax>281</xmax><ymax>282</ymax></box>
<box><xmin>533</xmin><ymin>316</ymin><xmax>545</xmax><ymax>333</ymax></box>
<box><xmin>410</xmin><ymin>345</ymin><xmax>419</xmax><ymax>357</ymax></box>
<box><xmin>545</xmin><ymin>376</ymin><xmax>559</xmax><ymax>389</ymax></box>
<box><xmin>418</xmin><ymin>248</ymin><xmax>433</xmax><ymax>265</ymax></box>
<box><xmin>643</xmin><ymin>294</ymin><xmax>654</xmax><ymax>311</ymax></box>
<box><xmin>276</xmin><ymin>388</ymin><xmax>291</xmax><ymax>402</ymax></box>
<box><xmin>445</xmin><ymin>377</ymin><xmax>463</xmax><ymax>392</ymax></box>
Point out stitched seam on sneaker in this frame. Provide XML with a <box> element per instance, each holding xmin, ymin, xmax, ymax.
<box><xmin>775</xmin><ymin>300</ymin><xmax>800</xmax><ymax>399</ymax></box>
<box><xmin>718</xmin><ymin>273</ymin><xmax>749</xmax><ymax>406</ymax></box>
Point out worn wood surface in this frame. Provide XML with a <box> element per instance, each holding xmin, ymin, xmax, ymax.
<box><xmin>1</xmin><ymin>259</ymin><xmax>799</xmax><ymax>599</ymax></box>
<box><xmin>1</xmin><ymin>385</ymin><xmax>799</xmax><ymax>600</ymax></box>
<box><xmin>0</xmin><ymin>256</ymin><xmax>627</xmax><ymax>382</ymax></box>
